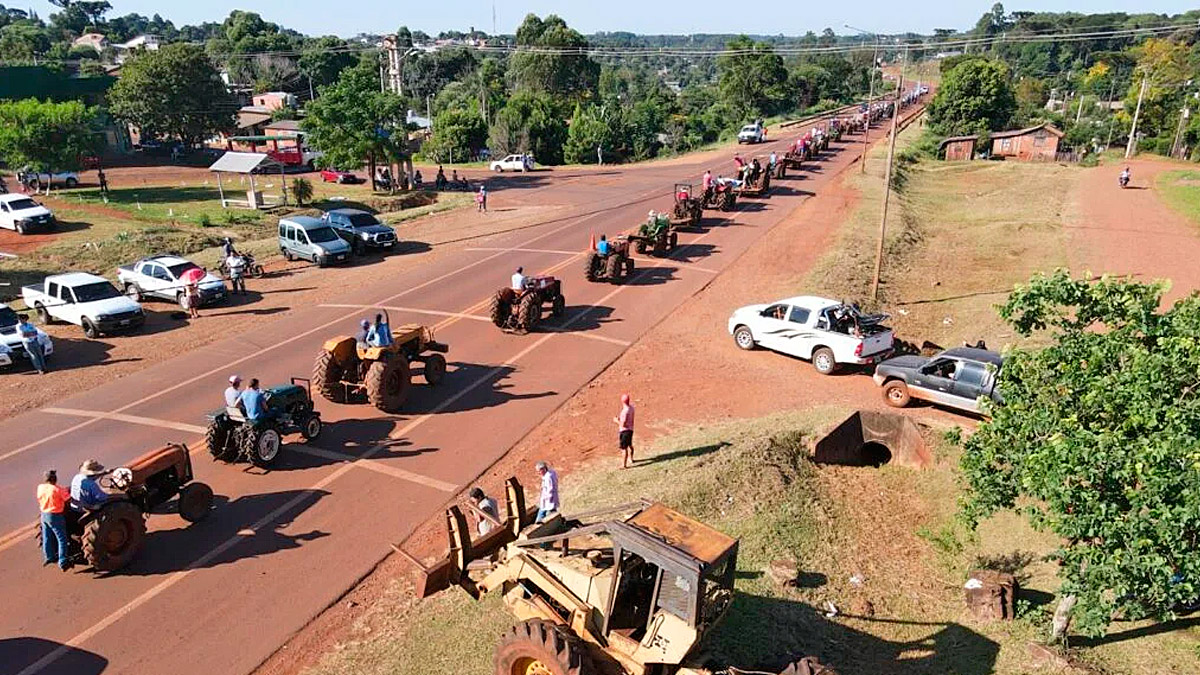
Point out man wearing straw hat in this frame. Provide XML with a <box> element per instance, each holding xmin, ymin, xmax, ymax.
<box><xmin>70</xmin><ymin>459</ymin><xmax>110</xmax><ymax>510</ymax></box>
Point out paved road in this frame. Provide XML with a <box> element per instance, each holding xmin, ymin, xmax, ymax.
<box><xmin>0</xmin><ymin>116</ymin><xmax>875</xmax><ymax>675</ymax></box>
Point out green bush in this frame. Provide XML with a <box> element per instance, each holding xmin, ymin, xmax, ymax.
<box><xmin>291</xmin><ymin>177</ymin><xmax>314</xmax><ymax>206</ymax></box>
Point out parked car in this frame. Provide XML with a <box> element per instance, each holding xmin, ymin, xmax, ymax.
<box><xmin>489</xmin><ymin>153</ymin><xmax>534</xmax><ymax>172</ymax></box>
<box><xmin>0</xmin><ymin>194</ymin><xmax>56</xmax><ymax>234</ymax></box>
<box><xmin>727</xmin><ymin>295</ymin><xmax>894</xmax><ymax>374</ymax></box>
<box><xmin>321</xmin><ymin>209</ymin><xmax>397</xmax><ymax>255</ymax></box>
<box><xmin>0</xmin><ymin>302</ymin><xmax>53</xmax><ymax>368</ymax></box>
<box><xmin>278</xmin><ymin>216</ymin><xmax>351</xmax><ymax>267</ymax></box>
<box><xmin>737</xmin><ymin>123</ymin><xmax>765</xmax><ymax>144</ymax></box>
<box><xmin>117</xmin><ymin>255</ymin><xmax>227</xmax><ymax>307</ymax></box>
<box><xmin>319</xmin><ymin>168</ymin><xmax>362</xmax><ymax>184</ymax></box>
<box><xmin>18</xmin><ymin>169</ymin><xmax>80</xmax><ymax>189</ymax></box>
<box><xmin>873</xmin><ymin>347</ymin><xmax>1003</xmax><ymax>415</ymax></box>
<box><xmin>22</xmin><ymin>273</ymin><xmax>144</xmax><ymax>338</ymax></box>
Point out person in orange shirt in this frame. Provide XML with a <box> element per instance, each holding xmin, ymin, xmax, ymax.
<box><xmin>37</xmin><ymin>470</ymin><xmax>72</xmax><ymax>570</ymax></box>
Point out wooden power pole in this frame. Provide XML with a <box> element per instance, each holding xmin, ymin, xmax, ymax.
<box><xmin>1125</xmin><ymin>74</ymin><xmax>1148</xmax><ymax>159</ymax></box>
<box><xmin>871</xmin><ymin>47</ymin><xmax>907</xmax><ymax>301</ymax></box>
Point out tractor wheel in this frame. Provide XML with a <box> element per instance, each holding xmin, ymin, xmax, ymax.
<box><xmin>312</xmin><ymin>350</ymin><xmax>348</xmax><ymax>403</ymax></box>
<box><xmin>583</xmin><ymin>253</ymin><xmax>601</xmax><ymax>282</ymax></box>
<box><xmin>424</xmin><ymin>353</ymin><xmax>447</xmax><ymax>385</ymax></box>
<box><xmin>883</xmin><ymin>380</ymin><xmax>911</xmax><ymax>408</ymax></box>
<box><xmin>517</xmin><ymin>292</ymin><xmax>542</xmax><ymax>331</ymax></box>
<box><xmin>81</xmin><ymin>500</ymin><xmax>146</xmax><ymax>572</ymax></box>
<box><xmin>205</xmin><ymin>418</ymin><xmax>236</xmax><ymax>461</ymax></box>
<box><xmin>177</xmin><ymin>482</ymin><xmax>214</xmax><ymax>523</ymax></box>
<box><xmin>622</xmin><ymin>258</ymin><xmax>634</xmax><ymax>278</ymax></box>
<box><xmin>634</xmin><ymin>239</ymin><xmax>647</xmax><ymax>255</ymax></box>
<box><xmin>241</xmin><ymin>424</ymin><xmax>283</xmax><ymax>467</ymax></box>
<box><xmin>812</xmin><ymin>347</ymin><xmax>838</xmax><ymax>375</ymax></box>
<box><xmin>489</xmin><ymin>290</ymin><xmax>511</xmax><ymax>328</ymax></box>
<box><xmin>551</xmin><ymin>294</ymin><xmax>566</xmax><ymax>318</ymax></box>
<box><xmin>493</xmin><ymin>619</ymin><xmax>588</xmax><ymax>675</ymax></box>
<box><xmin>604</xmin><ymin>254</ymin><xmax>621</xmax><ymax>284</ymax></box>
<box><xmin>300</xmin><ymin>414</ymin><xmax>323</xmax><ymax>441</ymax></box>
<box><xmin>365</xmin><ymin>357</ymin><xmax>411</xmax><ymax>413</ymax></box>
<box><xmin>669</xmin><ymin>232</ymin><xmax>678</xmax><ymax>249</ymax></box>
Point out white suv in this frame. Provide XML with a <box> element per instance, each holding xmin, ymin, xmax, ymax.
<box><xmin>490</xmin><ymin>154</ymin><xmax>534</xmax><ymax>172</ymax></box>
<box><xmin>737</xmin><ymin>123</ymin><xmax>765</xmax><ymax>144</ymax></box>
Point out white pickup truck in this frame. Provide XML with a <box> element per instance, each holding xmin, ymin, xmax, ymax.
<box><xmin>22</xmin><ymin>273</ymin><xmax>145</xmax><ymax>338</ymax></box>
<box><xmin>117</xmin><ymin>255</ymin><xmax>227</xmax><ymax>307</ymax></box>
<box><xmin>727</xmin><ymin>295</ymin><xmax>894</xmax><ymax>374</ymax></box>
<box><xmin>0</xmin><ymin>303</ymin><xmax>53</xmax><ymax>368</ymax></box>
<box><xmin>737</xmin><ymin>122</ymin><xmax>765</xmax><ymax>144</ymax></box>
<box><xmin>0</xmin><ymin>194</ymin><xmax>56</xmax><ymax>234</ymax></box>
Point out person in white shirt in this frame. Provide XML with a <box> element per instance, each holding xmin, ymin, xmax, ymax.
<box><xmin>511</xmin><ymin>267</ymin><xmax>527</xmax><ymax>291</ymax></box>
<box><xmin>535</xmin><ymin>461</ymin><xmax>559</xmax><ymax>522</ymax></box>
<box><xmin>226</xmin><ymin>254</ymin><xmax>246</xmax><ymax>295</ymax></box>
<box><xmin>224</xmin><ymin>375</ymin><xmax>243</xmax><ymax>407</ymax></box>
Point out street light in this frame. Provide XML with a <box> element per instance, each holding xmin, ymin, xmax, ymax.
<box><xmin>846</xmin><ymin>24</ymin><xmax>881</xmax><ymax>174</ymax></box>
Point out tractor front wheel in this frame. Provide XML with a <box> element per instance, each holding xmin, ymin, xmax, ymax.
<box><xmin>177</xmin><ymin>482</ymin><xmax>214</xmax><ymax>523</ymax></box>
<box><xmin>365</xmin><ymin>357</ymin><xmax>411</xmax><ymax>412</ymax></box>
<box><xmin>493</xmin><ymin>619</ymin><xmax>587</xmax><ymax>675</ymax></box>
<box><xmin>81</xmin><ymin>501</ymin><xmax>146</xmax><ymax>572</ymax></box>
<box><xmin>300</xmin><ymin>414</ymin><xmax>323</xmax><ymax>441</ymax></box>
<box><xmin>424</xmin><ymin>353</ymin><xmax>447</xmax><ymax>385</ymax></box>
<box><xmin>312</xmin><ymin>350</ymin><xmax>348</xmax><ymax>404</ymax></box>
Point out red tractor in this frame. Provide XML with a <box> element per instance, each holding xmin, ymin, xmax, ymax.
<box><xmin>700</xmin><ymin>179</ymin><xmax>737</xmax><ymax>211</ymax></box>
<box><xmin>669</xmin><ymin>183</ymin><xmax>703</xmax><ymax>229</ymax></box>
<box><xmin>584</xmin><ymin>236</ymin><xmax>635</xmax><ymax>284</ymax></box>
<box><xmin>490</xmin><ymin>276</ymin><xmax>566</xmax><ymax>332</ymax></box>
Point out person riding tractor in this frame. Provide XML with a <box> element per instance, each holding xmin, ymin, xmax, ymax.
<box><xmin>584</xmin><ymin>234</ymin><xmax>634</xmax><ymax>283</ymax></box>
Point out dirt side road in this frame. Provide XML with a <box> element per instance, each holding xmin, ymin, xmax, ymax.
<box><xmin>1070</xmin><ymin>158</ymin><xmax>1200</xmax><ymax>303</ymax></box>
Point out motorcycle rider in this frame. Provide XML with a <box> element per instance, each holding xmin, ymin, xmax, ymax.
<box><xmin>1119</xmin><ymin>166</ymin><xmax>1131</xmax><ymax>187</ymax></box>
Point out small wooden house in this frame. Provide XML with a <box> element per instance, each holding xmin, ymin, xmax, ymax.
<box><xmin>939</xmin><ymin>135</ymin><xmax>978</xmax><ymax>161</ymax></box>
<box><xmin>989</xmin><ymin>124</ymin><xmax>1063</xmax><ymax>162</ymax></box>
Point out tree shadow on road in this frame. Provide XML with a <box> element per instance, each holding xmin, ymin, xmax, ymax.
<box><xmin>0</xmin><ymin>637</ymin><xmax>108</xmax><ymax>675</ymax></box>
<box><xmin>120</xmin><ymin>489</ymin><xmax>332</xmax><ymax>576</ymax></box>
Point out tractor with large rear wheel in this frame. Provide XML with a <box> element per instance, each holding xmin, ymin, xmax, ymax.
<box><xmin>700</xmin><ymin>179</ymin><xmax>737</xmax><ymax>211</ymax></box>
<box><xmin>205</xmin><ymin>377</ymin><xmax>323</xmax><ymax>468</ymax></box>
<box><xmin>490</xmin><ymin>276</ymin><xmax>566</xmax><ymax>332</ymax></box>
<box><xmin>311</xmin><ymin>312</ymin><xmax>449</xmax><ymax>413</ymax></box>
<box><xmin>404</xmin><ymin>477</ymin><xmax>838</xmax><ymax>675</ymax></box>
<box><xmin>48</xmin><ymin>444</ymin><xmax>213</xmax><ymax>572</ymax></box>
<box><xmin>669</xmin><ymin>183</ymin><xmax>704</xmax><ymax>230</ymax></box>
<box><xmin>584</xmin><ymin>236</ymin><xmax>635</xmax><ymax>284</ymax></box>
<box><xmin>631</xmin><ymin>211</ymin><xmax>679</xmax><ymax>256</ymax></box>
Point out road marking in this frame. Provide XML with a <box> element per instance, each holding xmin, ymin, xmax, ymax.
<box><xmin>41</xmin><ymin>408</ymin><xmax>208</xmax><ymax>435</ymax></box>
<box><xmin>289</xmin><ymin>445</ymin><xmax>457</xmax><ymax>492</ymax></box>
<box><xmin>540</xmin><ymin>324</ymin><xmax>632</xmax><ymax>346</ymax></box>
<box><xmin>467</xmin><ymin>247</ymin><xmax>580</xmax><ymax>256</ymax></box>
<box><xmin>318</xmin><ymin>304</ymin><xmax>490</xmax><ymax>323</ymax></box>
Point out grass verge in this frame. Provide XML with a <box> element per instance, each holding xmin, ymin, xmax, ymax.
<box><xmin>1155</xmin><ymin>169</ymin><xmax>1200</xmax><ymax>228</ymax></box>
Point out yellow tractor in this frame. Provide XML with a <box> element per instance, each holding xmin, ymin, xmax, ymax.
<box><xmin>312</xmin><ymin>310</ymin><xmax>449</xmax><ymax>413</ymax></box>
<box><xmin>404</xmin><ymin>478</ymin><xmax>835</xmax><ymax>675</ymax></box>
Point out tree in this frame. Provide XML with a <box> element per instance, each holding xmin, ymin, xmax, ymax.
<box><xmin>0</xmin><ymin>99</ymin><xmax>100</xmax><ymax>180</ymax></box>
<box><xmin>508</xmin><ymin>14</ymin><xmax>599</xmax><ymax>98</ymax></box>
<box><xmin>563</xmin><ymin>103</ymin><xmax>617</xmax><ymax>164</ymax></box>
<box><xmin>488</xmin><ymin>91</ymin><xmax>568</xmax><ymax>164</ymax></box>
<box><xmin>422</xmin><ymin>108</ymin><xmax>487</xmax><ymax>163</ymax></box>
<box><xmin>1122</xmin><ymin>38</ymin><xmax>1192</xmax><ymax>141</ymax></box>
<box><xmin>960</xmin><ymin>271</ymin><xmax>1200</xmax><ymax>639</ymax></box>
<box><xmin>717</xmin><ymin>36</ymin><xmax>788</xmax><ymax>120</ymax></box>
<box><xmin>0</xmin><ymin>22</ymin><xmax>51</xmax><ymax>62</ymax></box>
<box><xmin>926</xmin><ymin>58</ymin><xmax>1016</xmax><ymax>136</ymax></box>
<box><xmin>973</xmin><ymin>3</ymin><xmax>1010</xmax><ymax>37</ymax></box>
<box><xmin>291</xmin><ymin>177</ymin><xmax>313</xmax><ymax>205</ymax></box>
<box><xmin>108</xmin><ymin>43</ymin><xmax>236</xmax><ymax>149</ymax></box>
<box><xmin>303</xmin><ymin>59</ymin><xmax>407</xmax><ymax>188</ymax></box>
<box><xmin>298</xmin><ymin>36</ymin><xmax>356</xmax><ymax>92</ymax></box>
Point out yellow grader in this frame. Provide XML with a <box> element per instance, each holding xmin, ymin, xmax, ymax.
<box><xmin>312</xmin><ymin>310</ymin><xmax>449</xmax><ymax>413</ymax></box>
<box><xmin>404</xmin><ymin>478</ymin><xmax>835</xmax><ymax>675</ymax></box>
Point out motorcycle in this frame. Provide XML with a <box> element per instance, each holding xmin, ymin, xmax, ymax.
<box><xmin>219</xmin><ymin>252</ymin><xmax>264</xmax><ymax>279</ymax></box>
<box><xmin>1119</xmin><ymin>173</ymin><xmax>1130</xmax><ymax>189</ymax></box>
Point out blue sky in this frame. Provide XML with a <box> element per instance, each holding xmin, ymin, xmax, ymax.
<box><xmin>27</xmin><ymin>1</ymin><xmax>1199</xmax><ymax>37</ymax></box>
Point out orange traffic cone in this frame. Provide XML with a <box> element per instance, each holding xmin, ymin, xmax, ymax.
<box><xmin>589</xmin><ymin>232</ymin><xmax>596</xmax><ymax>251</ymax></box>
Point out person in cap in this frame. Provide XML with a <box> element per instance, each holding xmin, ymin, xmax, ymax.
<box><xmin>224</xmin><ymin>375</ymin><xmax>243</xmax><ymax>407</ymax></box>
<box><xmin>37</xmin><ymin>469</ymin><xmax>72</xmax><ymax>570</ymax></box>
<box><xmin>71</xmin><ymin>459</ymin><xmax>110</xmax><ymax>510</ymax></box>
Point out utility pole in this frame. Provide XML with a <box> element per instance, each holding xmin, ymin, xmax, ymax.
<box><xmin>1103</xmin><ymin>76</ymin><xmax>1118</xmax><ymax>150</ymax></box>
<box><xmin>1171</xmin><ymin>104</ymin><xmax>1190</xmax><ymax>159</ymax></box>
<box><xmin>1074</xmin><ymin>90</ymin><xmax>1085</xmax><ymax>125</ymax></box>
<box><xmin>871</xmin><ymin>46</ymin><xmax>907</xmax><ymax>302</ymax></box>
<box><xmin>308</xmin><ymin>75</ymin><xmax>314</xmax><ymax>102</ymax></box>
<box><xmin>1125</xmin><ymin>73</ymin><xmax>1148</xmax><ymax>159</ymax></box>
<box><xmin>861</xmin><ymin>37</ymin><xmax>880</xmax><ymax>174</ymax></box>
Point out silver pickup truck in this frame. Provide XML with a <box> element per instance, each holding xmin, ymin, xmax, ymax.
<box><xmin>117</xmin><ymin>255</ymin><xmax>227</xmax><ymax>307</ymax></box>
<box><xmin>873</xmin><ymin>346</ymin><xmax>1004</xmax><ymax>415</ymax></box>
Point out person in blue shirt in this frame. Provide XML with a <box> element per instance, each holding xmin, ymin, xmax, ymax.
<box><xmin>367</xmin><ymin>313</ymin><xmax>393</xmax><ymax>347</ymax></box>
<box><xmin>70</xmin><ymin>459</ymin><xmax>110</xmax><ymax>510</ymax></box>
<box><xmin>596</xmin><ymin>235</ymin><xmax>610</xmax><ymax>256</ymax></box>
<box><xmin>239</xmin><ymin>378</ymin><xmax>268</xmax><ymax>422</ymax></box>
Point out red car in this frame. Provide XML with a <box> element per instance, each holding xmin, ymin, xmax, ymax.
<box><xmin>320</xmin><ymin>168</ymin><xmax>361</xmax><ymax>184</ymax></box>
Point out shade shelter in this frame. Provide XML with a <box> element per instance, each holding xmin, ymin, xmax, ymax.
<box><xmin>208</xmin><ymin>151</ymin><xmax>288</xmax><ymax>209</ymax></box>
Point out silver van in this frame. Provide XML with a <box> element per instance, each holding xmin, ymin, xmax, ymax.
<box><xmin>278</xmin><ymin>216</ymin><xmax>351</xmax><ymax>267</ymax></box>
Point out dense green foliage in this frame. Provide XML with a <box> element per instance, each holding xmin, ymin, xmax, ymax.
<box><xmin>961</xmin><ymin>271</ymin><xmax>1200</xmax><ymax>637</ymax></box>
<box><xmin>0</xmin><ymin>98</ymin><xmax>100</xmax><ymax>171</ymax></box>
<box><xmin>926</xmin><ymin>59</ymin><xmax>1016</xmax><ymax>136</ymax></box>
<box><xmin>107</xmin><ymin>43</ymin><xmax>235</xmax><ymax>148</ymax></box>
<box><xmin>302</xmin><ymin>59</ymin><xmax>406</xmax><ymax>175</ymax></box>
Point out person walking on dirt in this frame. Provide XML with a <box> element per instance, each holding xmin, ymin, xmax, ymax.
<box><xmin>71</xmin><ymin>460</ymin><xmax>109</xmax><ymax>510</ymax></box>
<box><xmin>535</xmin><ymin>461</ymin><xmax>559</xmax><ymax>523</ymax></box>
<box><xmin>0</xmin><ymin>172</ymin><xmax>8</xmax><ymax>193</ymax></box>
<box><xmin>615</xmin><ymin>393</ymin><xmax>636</xmax><ymax>468</ymax></box>
<box><xmin>436</xmin><ymin>165</ymin><xmax>446</xmax><ymax>190</ymax></box>
<box><xmin>37</xmin><ymin>470</ymin><xmax>72</xmax><ymax>570</ymax></box>
<box><xmin>469</xmin><ymin>487</ymin><xmax>499</xmax><ymax>535</ymax></box>
<box><xmin>224</xmin><ymin>375</ymin><xmax>243</xmax><ymax>407</ymax></box>
<box><xmin>476</xmin><ymin>185</ymin><xmax>487</xmax><ymax>213</ymax></box>
<box><xmin>511</xmin><ymin>266</ymin><xmax>527</xmax><ymax>291</ymax></box>
<box><xmin>17</xmin><ymin>313</ymin><xmax>47</xmax><ymax>374</ymax></box>
<box><xmin>1119</xmin><ymin>167</ymin><xmax>1132</xmax><ymax>188</ymax></box>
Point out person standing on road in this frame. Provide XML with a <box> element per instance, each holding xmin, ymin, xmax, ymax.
<box><xmin>71</xmin><ymin>460</ymin><xmax>109</xmax><ymax>510</ymax></box>
<box><xmin>17</xmin><ymin>313</ymin><xmax>47</xmax><ymax>374</ymax></box>
<box><xmin>614</xmin><ymin>393</ymin><xmax>636</xmax><ymax>468</ymax></box>
<box><xmin>476</xmin><ymin>185</ymin><xmax>487</xmax><ymax>213</ymax></box>
<box><xmin>511</xmin><ymin>266</ymin><xmax>526</xmax><ymax>291</ymax></box>
<box><xmin>240</xmin><ymin>379</ymin><xmax>267</xmax><ymax>422</ymax></box>
<box><xmin>37</xmin><ymin>470</ymin><xmax>72</xmax><ymax>570</ymax></box>
<box><xmin>535</xmin><ymin>461</ymin><xmax>559</xmax><ymax>523</ymax></box>
<box><xmin>470</xmin><ymin>486</ymin><xmax>499</xmax><ymax>536</ymax></box>
<box><xmin>224</xmin><ymin>375</ymin><xmax>243</xmax><ymax>407</ymax></box>
<box><xmin>184</xmin><ymin>280</ymin><xmax>201</xmax><ymax>319</ymax></box>
<box><xmin>226</xmin><ymin>252</ymin><xmax>246</xmax><ymax>295</ymax></box>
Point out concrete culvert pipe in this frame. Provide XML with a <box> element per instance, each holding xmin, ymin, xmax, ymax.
<box><xmin>813</xmin><ymin>410</ymin><xmax>931</xmax><ymax>469</ymax></box>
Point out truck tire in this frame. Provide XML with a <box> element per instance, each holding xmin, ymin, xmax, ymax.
<box><xmin>517</xmin><ymin>292</ymin><xmax>542</xmax><ymax>331</ymax></box>
<box><xmin>242</xmin><ymin>425</ymin><xmax>282</xmax><ymax>467</ymax></box>
<box><xmin>493</xmin><ymin>619</ymin><xmax>587</xmax><ymax>675</ymax></box>
<box><xmin>81</xmin><ymin>501</ymin><xmax>146</xmax><ymax>572</ymax></box>
<box><xmin>312</xmin><ymin>350</ymin><xmax>348</xmax><ymax>403</ymax></box>
<box><xmin>15</xmin><ymin>222</ymin><xmax>25</xmax><ymax>234</ymax></box>
<box><xmin>424</xmin><ymin>353</ymin><xmax>446</xmax><ymax>386</ymax></box>
<box><xmin>812</xmin><ymin>347</ymin><xmax>837</xmax><ymax>375</ymax></box>
<box><xmin>622</xmin><ymin>258</ymin><xmax>634</xmax><ymax>278</ymax></box>
<box><xmin>82</xmin><ymin>318</ymin><xmax>99</xmax><ymax>339</ymax></box>
<box><xmin>669</xmin><ymin>232</ymin><xmax>678</xmax><ymax>249</ymax></box>
<box><xmin>365</xmin><ymin>356</ymin><xmax>411</xmax><ymax>413</ymax></box>
<box><xmin>883</xmin><ymin>380</ymin><xmax>911</xmax><ymax>408</ymax></box>
<box><xmin>733</xmin><ymin>326</ymin><xmax>756</xmax><ymax>350</ymax></box>
<box><xmin>177</xmin><ymin>482</ymin><xmax>214</xmax><ymax>523</ymax></box>
<box><xmin>65</xmin><ymin>177</ymin><xmax>78</xmax><ymax>188</ymax></box>
<box><xmin>35</xmin><ymin>303</ymin><xmax>53</xmax><ymax>324</ymax></box>
<box><xmin>125</xmin><ymin>283</ymin><xmax>143</xmax><ymax>302</ymax></box>
<box><xmin>489</xmin><ymin>290</ymin><xmax>511</xmax><ymax>328</ymax></box>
